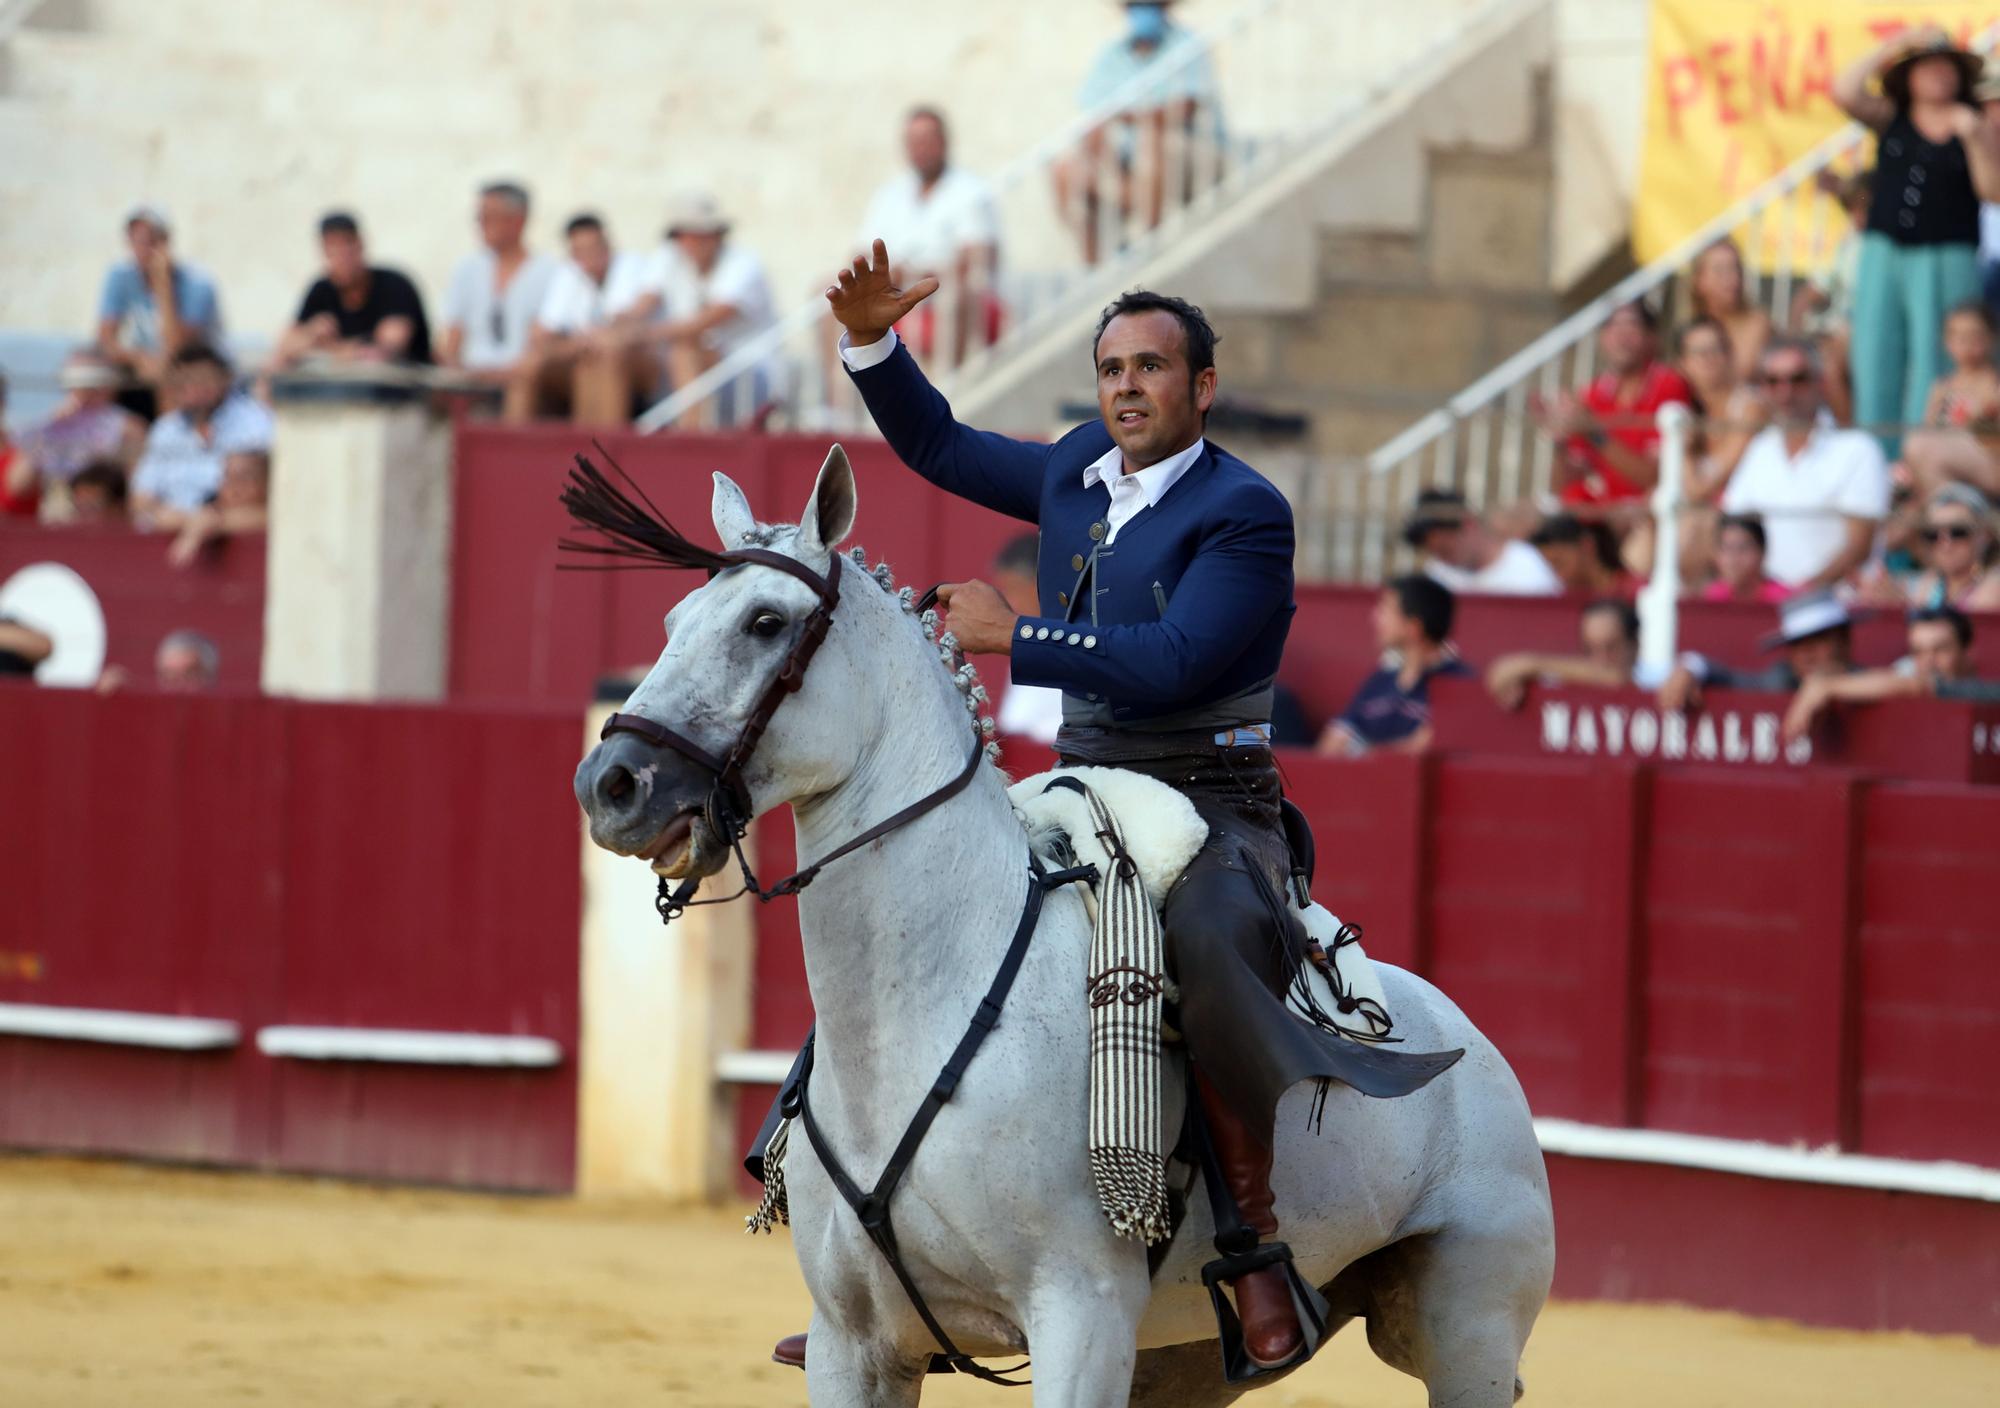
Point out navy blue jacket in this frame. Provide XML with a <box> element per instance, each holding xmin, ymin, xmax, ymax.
<box><xmin>849</xmin><ymin>341</ymin><xmax>1295</xmax><ymax>725</ymax></box>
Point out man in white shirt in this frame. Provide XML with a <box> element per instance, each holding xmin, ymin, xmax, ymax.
<box><xmin>856</xmin><ymin>107</ymin><xmax>1001</xmax><ymax>366</ymax></box>
<box><xmin>130</xmin><ymin>344</ymin><xmax>273</xmax><ymax>527</ymax></box>
<box><xmin>439</xmin><ymin>181</ymin><xmax>560</xmax><ymax>403</ymax></box>
<box><xmin>1403</xmin><ymin>489</ymin><xmax>1563</xmax><ymax>596</ymax></box>
<box><xmin>506</xmin><ymin>213</ymin><xmax>657</xmax><ymax>425</ymax></box>
<box><xmin>628</xmin><ymin>193</ymin><xmax>777</xmax><ymax>429</ymax></box>
<box><xmin>1720</xmin><ymin>338</ymin><xmax>1889</xmax><ymax>590</ymax></box>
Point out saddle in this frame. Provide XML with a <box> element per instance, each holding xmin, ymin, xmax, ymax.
<box><xmin>1008</xmin><ymin>767</ymin><xmax>1396</xmax><ymax>1042</ymax></box>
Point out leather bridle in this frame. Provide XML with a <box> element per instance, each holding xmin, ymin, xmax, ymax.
<box><xmin>599</xmin><ymin>549</ymin><xmax>981</xmax><ymax>924</ymax></box>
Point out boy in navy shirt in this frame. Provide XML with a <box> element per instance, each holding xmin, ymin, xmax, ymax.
<box><xmin>1319</xmin><ymin>575</ymin><xmax>1470</xmax><ymax>755</ymax></box>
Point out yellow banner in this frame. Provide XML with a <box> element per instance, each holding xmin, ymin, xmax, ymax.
<box><xmin>1635</xmin><ymin>2</ymin><xmax>2000</xmax><ymax>269</ymax></box>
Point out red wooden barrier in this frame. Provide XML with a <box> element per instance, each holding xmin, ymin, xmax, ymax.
<box><xmin>0</xmin><ymin>522</ymin><xmax>264</xmax><ymax>687</ymax></box>
<box><xmin>0</xmin><ymin>686</ymin><xmax>582</xmax><ymax>1191</ymax></box>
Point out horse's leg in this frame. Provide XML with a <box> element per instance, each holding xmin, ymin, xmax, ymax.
<box><xmin>1020</xmin><ymin>1270</ymin><xmax>1147</xmax><ymax>1408</ymax></box>
<box><xmin>1351</xmin><ymin>1229</ymin><xmax>1548</xmax><ymax>1408</ymax></box>
<box><xmin>801</xmin><ymin>1322</ymin><xmax>926</xmax><ymax>1408</ymax></box>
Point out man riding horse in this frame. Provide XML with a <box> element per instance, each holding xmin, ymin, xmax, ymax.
<box><xmin>765</xmin><ymin>241</ymin><xmax>1340</xmax><ymax>1371</ymax></box>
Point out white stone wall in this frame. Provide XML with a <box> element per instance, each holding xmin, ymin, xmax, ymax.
<box><xmin>0</xmin><ymin>0</ymin><xmax>1526</xmax><ymax>346</ymax></box>
<box><xmin>1551</xmin><ymin>0</ymin><xmax>1651</xmax><ymax>287</ymax></box>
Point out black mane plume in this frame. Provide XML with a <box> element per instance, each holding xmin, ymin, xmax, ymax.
<box><xmin>557</xmin><ymin>444</ymin><xmax>735</xmax><ymax>574</ymax></box>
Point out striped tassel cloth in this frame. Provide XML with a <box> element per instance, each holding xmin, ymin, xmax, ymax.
<box><xmin>1081</xmin><ymin>786</ymin><xmax>1172</xmax><ymax>1244</ymax></box>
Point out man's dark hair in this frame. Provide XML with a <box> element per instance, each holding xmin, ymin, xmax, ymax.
<box><xmin>565</xmin><ymin>212</ymin><xmax>605</xmax><ymax>238</ymax></box>
<box><xmin>480</xmin><ymin>180</ymin><xmax>531</xmax><ymax>212</ymax></box>
<box><xmin>1607</xmin><ymin>297</ymin><xmax>1661</xmax><ymax>333</ymax></box>
<box><xmin>72</xmin><ymin>459</ymin><xmax>129</xmax><ymax>506</ymax></box>
<box><xmin>1091</xmin><ymin>289</ymin><xmax>1218</xmax><ymax>392</ymax></box>
<box><xmin>319</xmin><ymin>211</ymin><xmax>360</xmax><ymax>239</ymax></box>
<box><xmin>1529</xmin><ymin>512</ymin><xmax>1622</xmax><ymax>571</ymax></box>
<box><xmin>1717</xmin><ymin>512</ymin><xmax>1767</xmax><ymax>552</ymax></box>
<box><xmin>168</xmin><ymin>342</ymin><xmax>230</xmax><ymax>374</ymax></box>
<box><xmin>1402</xmin><ymin>487</ymin><xmax>1470</xmax><ymax>548</ymax></box>
<box><xmin>1388</xmin><ymin>573</ymin><xmax>1455</xmax><ymax>645</ymax></box>
<box><xmin>991</xmin><ymin>530</ymin><xmax>1039</xmax><ymax>576</ymax></box>
<box><xmin>1581</xmin><ymin>597</ymin><xmax>1639</xmax><ymax>645</ymax></box>
<box><xmin>1910</xmin><ymin>604</ymin><xmax>1974</xmax><ymax>649</ymax></box>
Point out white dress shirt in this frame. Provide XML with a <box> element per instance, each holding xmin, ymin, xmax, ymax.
<box><xmin>535</xmin><ymin>251</ymin><xmax>651</xmax><ymax>334</ymax></box>
<box><xmin>1080</xmin><ymin>436</ymin><xmax>1205</xmax><ymax>543</ymax></box>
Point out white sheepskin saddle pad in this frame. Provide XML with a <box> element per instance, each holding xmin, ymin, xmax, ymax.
<box><xmin>1008</xmin><ymin>766</ymin><xmax>1393</xmax><ymax>1040</ymax></box>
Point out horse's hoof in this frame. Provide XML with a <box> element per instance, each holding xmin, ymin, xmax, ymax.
<box><xmin>772</xmin><ymin>1332</ymin><xmax>807</xmax><ymax>1370</ymax></box>
<box><xmin>1235</xmin><ymin>1265</ymin><xmax>1305</xmax><ymax>1368</ymax></box>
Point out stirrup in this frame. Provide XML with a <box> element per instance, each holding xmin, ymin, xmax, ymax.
<box><xmin>1199</xmin><ymin>1241</ymin><xmax>1331</xmax><ymax>1383</ymax></box>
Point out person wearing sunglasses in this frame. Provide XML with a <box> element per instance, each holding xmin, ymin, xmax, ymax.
<box><xmin>1718</xmin><ymin>338</ymin><xmax>1892</xmax><ymax>591</ymax></box>
<box><xmin>1905</xmin><ymin>482</ymin><xmax>2000</xmax><ymax>609</ymax></box>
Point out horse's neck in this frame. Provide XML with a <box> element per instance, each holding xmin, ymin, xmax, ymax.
<box><xmin>792</xmin><ymin>723</ymin><xmax>1031</xmax><ymax>1147</ymax></box>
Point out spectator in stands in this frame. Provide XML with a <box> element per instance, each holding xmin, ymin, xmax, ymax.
<box><xmin>1528</xmin><ymin>513</ymin><xmax>1635</xmax><ymax>596</ymax></box>
<box><xmin>1404</xmin><ymin>488</ymin><xmax>1560</xmax><ymax>596</ymax></box>
<box><xmin>1689</xmin><ymin>238</ymin><xmax>1773</xmax><ymax>383</ymax></box>
<box><xmin>509</xmin><ymin>213</ymin><xmax>657</xmax><ymax>425</ymax></box>
<box><xmin>989</xmin><ymin>531</ymin><xmax>1062</xmax><ymax>743</ymax></box>
<box><xmin>1896</xmin><ymin>482</ymin><xmax>2000</xmax><ymax>609</ymax></box>
<box><xmin>439</xmin><ymin>181</ymin><xmax>560</xmax><ymax>398</ymax></box>
<box><xmin>1700</xmin><ymin>513</ymin><xmax>1790</xmax><ymax>604</ymax></box>
<box><xmin>166</xmin><ymin>452</ymin><xmax>267</xmax><ymax>568</ymax></box>
<box><xmin>0</xmin><ymin>617</ymin><xmax>53</xmax><ymax>680</ymax></box>
<box><xmin>96</xmin><ymin>205</ymin><xmax>224</xmax><ymax>414</ymax></box>
<box><xmin>1675</xmin><ymin>317</ymin><xmax>1764</xmax><ymax>500</ymax></box>
<box><xmin>130</xmin><ymin>344</ymin><xmax>273</xmax><ymax>528</ymax></box>
<box><xmin>1484</xmin><ymin>598</ymin><xmax>1670</xmax><ymax>709</ymax></box>
<box><xmin>633</xmin><ymin>193</ymin><xmax>778</xmax><ymax>429</ymax></box>
<box><xmin>1900</xmin><ymin>299</ymin><xmax>2000</xmax><ymax>498</ymax></box>
<box><xmin>1658</xmin><ymin>590</ymin><xmax>1856</xmax><ymax>711</ymax></box>
<box><xmin>4</xmin><ymin>350</ymin><xmax>145</xmax><ymax>522</ymax></box>
<box><xmin>155</xmin><ymin>628</ymin><xmax>219</xmax><ymax>691</ymax></box>
<box><xmin>1835</xmin><ymin>28</ymin><xmax>2000</xmax><ymax>457</ymax></box>
<box><xmin>856</xmin><ymin>107</ymin><xmax>1002</xmax><ymax>366</ymax></box>
<box><xmin>1532</xmin><ymin>299</ymin><xmax>1693</xmax><ymax>512</ymax></box>
<box><xmin>67</xmin><ymin>461</ymin><xmax>129</xmax><ymax>526</ymax></box>
<box><xmin>1316</xmin><ymin>574</ymin><xmax>1469</xmax><ymax>756</ymax></box>
<box><xmin>271</xmin><ymin>212</ymin><xmax>432</xmax><ymax>371</ymax></box>
<box><xmin>0</xmin><ymin>372</ymin><xmax>25</xmax><ymax>518</ymax></box>
<box><xmin>1719</xmin><ymin>338</ymin><xmax>1890</xmax><ymax>590</ymax></box>
<box><xmin>1784</xmin><ymin>604</ymin><xmax>2000</xmax><ymax>741</ymax></box>
<box><xmin>1795</xmin><ymin>168</ymin><xmax>1871</xmax><ymax>425</ymax></box>
<box><xmin>1053</xmin><ymin>1</ymin><xmax>1221</xmax><ymax>265</ymax></box>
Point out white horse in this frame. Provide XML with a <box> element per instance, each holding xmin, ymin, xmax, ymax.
<box><xmin>573</xmin><ymin>447</ymin><xmax>1554</xmax><ymax>1407</ymax></box>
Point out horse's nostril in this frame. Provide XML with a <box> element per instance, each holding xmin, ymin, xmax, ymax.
<box><xmin>599</xmin><ymin>764</ymin><xmax>636</xmax><ymax>808</ymax></box>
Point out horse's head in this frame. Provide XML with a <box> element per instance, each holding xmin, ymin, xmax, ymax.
<box><xmin>574</xmin><ymin>444</ymin><xmax>953</xmax><ymax>880</ymax></box>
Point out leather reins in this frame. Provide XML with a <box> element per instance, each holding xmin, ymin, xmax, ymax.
<box><xmin>599</xmin><ymin>552</ymin><xmax>976</xmax><ymax>924</ymax></box>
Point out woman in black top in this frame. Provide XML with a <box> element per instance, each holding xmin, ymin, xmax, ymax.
<box><xmin>1834</xmin><ymin>28</ymin><xmax>2000</xmax><ymax>455</ymax></box>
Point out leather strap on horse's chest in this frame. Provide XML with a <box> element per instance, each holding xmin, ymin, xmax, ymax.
<box><xmin>793</xmin><ymin>852</ymin><xmax>1095</xmax><ymax>1386</ymax></box>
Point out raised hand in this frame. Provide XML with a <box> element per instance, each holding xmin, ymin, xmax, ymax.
<box><xmin>826</xmin><ymin>240</ymin><xmax>938</xmax><ymax>347</ymax></box>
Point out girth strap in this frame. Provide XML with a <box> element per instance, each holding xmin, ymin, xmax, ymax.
<box><xmin>793</xmin><ymin>853</ymin><xmax>1095</xmax><ymax>1386</ymax></box>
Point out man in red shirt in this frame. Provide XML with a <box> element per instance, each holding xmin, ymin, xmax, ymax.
<box><xmin>1533</xmin><ymin>299</ymin><xmax>1693</xmax><ymax>508</ymax></box>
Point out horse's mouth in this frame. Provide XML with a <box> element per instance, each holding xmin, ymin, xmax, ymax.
<box><xmin>640</xmin><ymin>811</ymin><xmax>698</xmax><ymax>877</ymax></box>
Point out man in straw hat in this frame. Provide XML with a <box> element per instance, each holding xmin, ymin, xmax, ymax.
<box><xmin>1657</xmin><ymin>589</ymin><xmax>1861</xmax><ymax>713</ymax></box>
<box><xmin>623</xmin><ymin>191</ymin><xmax>777</xmax><ymax>429</ymax></box>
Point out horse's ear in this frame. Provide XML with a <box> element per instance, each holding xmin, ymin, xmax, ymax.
<box><xmin>711</xmin><ymin>471</ymin><xmax>757</xmax><ymax>549</ymax></box>
<box><xmin>800</xmin><ymin>443</ymin><xmax>857</xmax><ymax>555</ymax></box>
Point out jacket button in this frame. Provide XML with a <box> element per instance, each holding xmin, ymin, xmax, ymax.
<box><xmin>1083</xmin><ymin>635</ymin><xmax>1097</xmax><ymax>649</ymax></box>
<box><xmin>1057</xmin><ymin>591</ymin><xmax>1068</xmax><ymax>607</ymax></box>
<box><xmin>1019</xmin><ymin>624</ymin><xmax>1034</xmax><ymax>640</ymax></box>
<box><xmin>1035</xmin><ymin>627</ymin><xmax>1051</xmax><ymax>640</ymax></box>
<box><xmin>1071</xmin><ymin>554</ymin><xmax>1085</xmax><ymax>571</ymax></box>
<box><xmin>1088</xmin><ymin>522</ymin><xmax>1106</xmax><ymax>541</ymax></box>
<box><xmin>1066</xmin><ymin>632</ymin><xmax>1081</xmax><ymax>645</ymax></box>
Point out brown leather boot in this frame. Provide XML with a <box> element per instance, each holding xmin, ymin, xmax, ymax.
<box><xmin>1195</xmin><ymin>1070</ymin><xmax>1303</xmax><ymax>1369</ymax></box>
<box><xmin>772</xmin><ymin>1332</ymin><xmax>807</xmax><ymax>1369</ymax></box>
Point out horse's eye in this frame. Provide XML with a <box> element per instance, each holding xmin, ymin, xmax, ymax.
<box><xmin>748</xmin><ymin>610</ymin><xmax>786</xmax><ymax>639</ymax></box>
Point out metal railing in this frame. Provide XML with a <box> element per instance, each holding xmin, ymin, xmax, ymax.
<box><xmin>1333</xmin><ymin>120</ymin><xmax>1877</xmax><ymax>581</ymax></box>
<box><xmin>636</xmin><ymin>0</ymin><xmax>1507</xmax><ymax>433</ymax></box>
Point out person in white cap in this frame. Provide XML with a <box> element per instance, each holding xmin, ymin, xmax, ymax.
<box><xmin>5</xmin><ymin>349</ymin><xmax>145</xmax><ymax>521</ymax></box>
<box><xmin>95</xmin><ymin>205</ymin><xmax>224</xmax><ymax>410</ymax></box>
<box><xmin>627</xmin><ymin>192</ymin><xmax>777</xmax><ymax>428</ymax></box>
<box><xmin>1656</xmin><ymin>590</ymin><xmax>1860</xmax><ymax>712</ymax></box>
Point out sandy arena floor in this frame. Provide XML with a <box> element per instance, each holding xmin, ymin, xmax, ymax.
<box><xmin>2</xmin><ymin>1155</ymin><xmax>1995</xmax><ymax>1408</ymax></box>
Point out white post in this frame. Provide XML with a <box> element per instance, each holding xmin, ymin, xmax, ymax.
<box><xmin>1638</xmin><ymin>402</ymin><xmax>1690</xmax><ymax>677</ymax></box>
<box><xmin>261</xmin><ymin>380</ymin><xmax>453</xmax><ymax>700</ymax></box>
